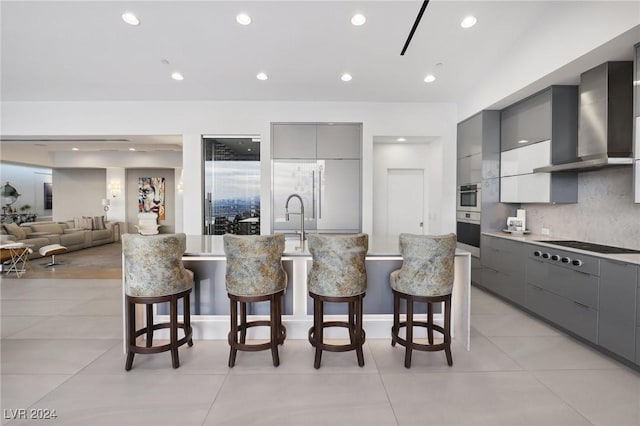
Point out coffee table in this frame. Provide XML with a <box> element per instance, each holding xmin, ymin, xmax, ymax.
<box><xmin>0</xmin><ymin>242</ymin><xmax>34</xmax><ymax>278</ymax></box>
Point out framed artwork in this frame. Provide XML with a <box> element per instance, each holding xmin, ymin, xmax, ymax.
<box><xmin>44</xmin><ymin>182</ymin><xmax>53</xmax><ymax>210</ymax></box>
<box><xmin>138</xmin><ymin>177</ymin><xmax>165</xmax><ymax>220</ymax></box>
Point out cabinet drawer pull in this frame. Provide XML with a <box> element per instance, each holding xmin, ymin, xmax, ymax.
<box><xmin>575</xmin><ymin>270</ymin><xmax>592</xmax><ymax>276</ymax></box>
<box><xmin>573</xmin><ymin>301</ymin><xmax>590</xmax><ymax>309</ymax></box>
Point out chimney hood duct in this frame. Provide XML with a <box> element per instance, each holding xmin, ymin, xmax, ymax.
<box><xmin>535</xmin><ymin>61</ymin><xmax>633</xmax><ymax>173</ymax></box>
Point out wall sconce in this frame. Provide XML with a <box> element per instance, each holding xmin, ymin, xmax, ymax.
<box><xmin>101</xmin><ymin>198</ymin><xmax>110</xmax><ymax>212</ymax></box>
<box><xmin>108</xmin><ymin>182</ymin><xmax>121</xmax><ymax>198</ymax></box>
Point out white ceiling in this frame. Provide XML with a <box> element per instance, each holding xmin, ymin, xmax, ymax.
<box><xmin>1</xmin><ymin>0</ymin><xmax>639</xmax><ymax>157</ymax></box>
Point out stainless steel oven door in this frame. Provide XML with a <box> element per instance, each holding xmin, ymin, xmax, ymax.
<box><xmin>457</xmin><ymin>184</ymin><xmax>481</xmax><ymax>213</ymax></box>
<box><xmin>456</xmin><ymin>210</ymin><xmax>480</xmax><ymax>258</ymax></box>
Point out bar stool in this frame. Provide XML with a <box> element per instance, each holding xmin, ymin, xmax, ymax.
<box><xmin>223</xmin><ymin>234</ymin><xmax>287</xmax><ymax>367</ymax></box>
<box><xmin>390</xmin><ymin>233</ymin><xmax>456</xmax><ymax>368</ymax></box>
<box><xmin>122</xmin><ymin>233</ymin><xmax>194</xmax><ymax>370</ymax></box>
<box><xmin>307</xmin><ymin>233</ymin><xmax>368</xmax><ymax>369</ymax></box>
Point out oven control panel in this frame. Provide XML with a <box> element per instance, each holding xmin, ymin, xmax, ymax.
<box><xmin>528</xmin><ymin>244</ymin><xmax>599</xmax><ymax>275</ymax></box>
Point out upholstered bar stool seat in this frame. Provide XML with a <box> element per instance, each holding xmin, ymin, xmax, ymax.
<box><xmin>390</xmin><ymin>233</ymin><xmax>456</xmax><ymax>368</ymax></box>
<box><xmin>307</xmin><ymin>233</ymin><xmax>368</xmax><ymax>369</ymax></box>
<box><xmin>122</xmin><ymin>233</ymin><xmax>194</xmax><ymax>370</ymax></box>
<box><xmin>223</xmin><ymin>234</ymin><xmax>287</xmax><ymax>367</ymax></box>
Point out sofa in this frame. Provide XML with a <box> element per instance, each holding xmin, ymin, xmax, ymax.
<box><xmin>1</xmin><ymin>218</ymin><xmax>119</xmax><ymax>259</ymax></box>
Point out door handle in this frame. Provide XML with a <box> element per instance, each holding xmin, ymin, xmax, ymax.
<box><xmin>318</xmin><ymin>169</ymin><xmax>322</xmax><ymax>219</ymax></box>
<box><xmin>419</xmin><ymin>222</ymin><xmax>423</xmax><ymax>227</ymax></box>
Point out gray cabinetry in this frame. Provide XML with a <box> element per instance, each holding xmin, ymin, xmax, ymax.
<box><xmin>634</xmin><ymin>44</ymin><xmax>640</xmax><ymax>203</ymax></box>
<box><xmin>481</xmin><ymin>235</ymin><xmax>526</xmax><ymax>305</ymax></box>
<box><xmin>525</xmin><ymin>245</ymin><xmax>599</xmax><ymax>343</ymax></box>
<box><xmin>272</xmin><ymin>124</ymin><xmax>316</xmax><ymax>159</ymax></box>
<box><xmin>501</xmin><ymin>89</ymin><xmax>552</xmax><ymax>151</ymax></box>
<box><xmin>271</xmin><ymin>123</ymin><xmax>362</xmax><ymax>233</ymax></box>
<box><xmin>499</xmin><ymin>86</ymin><xmax>578</xmax><ymax>204</ymax></box>
<box><xmin>598</xmin><ymin>260</ymin><xmax>637</xmax><ymax>362</ymax></box>
<box><xmin>458</xmin><ymin>115</ymin><xmax>482</xmax><ymax>158</ymax></box>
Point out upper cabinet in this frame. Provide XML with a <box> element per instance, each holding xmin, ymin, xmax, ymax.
<box><xmin>634</xmin><ymin>43</ymin><xmax>640</xmax><ymax>203</ymax></box>
<box><xmin>272</xmin><ymin>123</ymin><xmax>361</xmax><ymax>160</ymax></box>
<box><xmin>457</xmin><ymin>111</ymin><xmax>497</xmax><ymax>186</ymax></box>
<box><xmin>499</xmin><ymin>86</ymin><xmax>578</xmax><ymax>204</ymax></box>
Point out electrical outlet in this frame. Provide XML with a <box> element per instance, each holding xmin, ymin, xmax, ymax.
<box><xmin>541</xmin><ymin>227</ymin><xmax>550</xmax><ymax>235</ymax></box>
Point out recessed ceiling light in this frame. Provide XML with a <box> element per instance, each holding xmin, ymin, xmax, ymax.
<box><xmin>424</xmin><ymin>74</ymin><xmax>436</xmax><ymax>83</ymax></box>
<box><xmin>397</xmin><ymin>137</ymin><xmax>406</xmax><ymax>142</ymax></box>
<box><xmin>236</xmin><ymin>13</ymin><xmax>251</xmax><ymax>25</ymax></box>
<box><xmin>460</xmin><ymin>15</ymin><xmax>477</xmax><ymax>28</ymax></box>
<box><xmin>129</xmin><ymin>148</ymin><xmax>136</xmax><ymax>151</ymax></box>
<box><xmin>256</xmin><ymin>72</ymin><xmax>268</xmax><ymax>81</ymax></box>
<box><xmin>171</xmin><ymin>72</ymin><xmax>184</xmax><ymax>81</ymax></box>
<box><xmin>248</xmin><ymin>148</ymin><xmax>252</xmax><ymax>152</ymax></box>
<box><xmin>341</xmin><ymin>73</ymin><xmax>353</xmax><ymax>82</ymax></box>
<box><xmin>351</xmin><ymin>14</ymin><xmax>366</xmax><ymax>26</ymax></box>
<box><xmin>72</xmin><ymin>147</ymin><xmax>79</xmax><ymax>151</ymax></box>
<box><xmin>122</xmin><ymin>12</ymin><xmax>140</xmax><ymax>26</ymax></box>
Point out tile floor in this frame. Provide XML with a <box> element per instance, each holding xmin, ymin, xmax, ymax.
<box><xmin>1</xmin><ymin>278</ymin><xmax>639</xmax><ymax>425</ymax></box>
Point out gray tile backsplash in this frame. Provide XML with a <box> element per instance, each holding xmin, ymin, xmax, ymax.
<box><xmin>523</xmin><ymin>168</ymin><xmax>640</xmax><ymax>249</ymax></box>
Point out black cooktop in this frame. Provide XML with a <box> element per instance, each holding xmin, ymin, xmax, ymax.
<box><xmin>543</xmin><ymin>240</ymin><xmax>640</xmax><ymax>254</ymax></box>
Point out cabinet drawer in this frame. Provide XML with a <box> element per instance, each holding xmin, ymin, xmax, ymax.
<box><xmin>637</xmin><ymin>327</ymin><xmax>640</xmax><ymax>365</ymax></box>
<box><xmin>526</xmin><ymin>284</ymin><xmax>597</xmax><ymax>343</ymax></box>
<box><xmin>526</xmin><ymin>258</ymin><xmax>598</xmax><ymax>308</ymax></box>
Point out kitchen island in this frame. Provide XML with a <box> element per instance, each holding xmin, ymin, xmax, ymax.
<box><xmin>148</xmin><ymin>234</ymin><xmax>471</xmax><ymax>349</ymax></box>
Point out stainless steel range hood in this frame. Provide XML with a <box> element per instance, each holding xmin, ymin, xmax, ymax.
<box><xmin>535</xmin><ymin>61</ymin><xmax>633</xmax><ymax>173</ymax></box>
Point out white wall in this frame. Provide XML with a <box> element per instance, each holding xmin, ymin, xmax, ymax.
<box><xmin>373</xmin><ymin>142</ymin><xmax>444</xmax><ymax>236</ymax></box>
<box><xmin>52</xmin><ymin>168</ymin><xmax>106</xmax><ymax>221</ymax></box>
<box><xmin>1</xmin><ymin>100</ymin><xmax>458</xmax><ymax>236</ymax></box>
<box><xmin>0</xmin><ymin>163</ymin><xmax>52</xmax><ymax>218</ymax></box>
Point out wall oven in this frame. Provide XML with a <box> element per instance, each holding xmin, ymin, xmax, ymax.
<box><xmin>457</xmin><ymin>183</ymin><xmax>481</xmax><ymax>213</ymax></box>
<box><xmin>456</xmin><ymin>210</ymin><xmax>480</xmax><ymax>258</ymax></box>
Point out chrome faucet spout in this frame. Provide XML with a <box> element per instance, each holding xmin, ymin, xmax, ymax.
<box><xmin>284</xmin><ymin>194</ymin><xmax>305</xmax><ymax>243</ymax></box>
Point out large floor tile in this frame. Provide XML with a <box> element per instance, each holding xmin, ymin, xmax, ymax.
<box><xmin>1</xmin><ymin>374</ymin><xmax>71</xmax><ymax>425</ymax></box>
<box><xmin>1</xmin><ymin>316</ymin><xmax>47</xmax><ymax>338</ymax></box>
<box><xmin>204</xmin><ymin>373</ymin><xmax>397</xmax><ymax>425</ymax></box>
<box><xmin>1</xmin><ymin>299</ymin><xmax>85</xmax><ymax>316</ymax></box>
<box><xmin>82</xmin><ymin>340</ymin><xmax>231</xmax><ymax>375</ymax></box>
<box><xmin>470</xmin><ymin>287</ymin><xmax>523</xmax><ymax>315</ymax></box>
<box><xmin>471</xmin><ymin>313</ymin><xmax>562</xmax><ymax>337</ymax></box>
<box><xmin>382</xmin><ymin>371</ymin><xmax>591</xmax><ymax>425</ymax></box>
<box><xmin>490</xmin><ymin>335</ymin><xmax>623</xmax><ymax>370</ymax></box>
<box><xmin>369</xmin><ymin>335</ymin><xmax>522</xmax><ymax>373</ymax></box>
<box><xmin>227</xmin><ymin>338</ymin><xmax>379</xmax><ymax>374</ymax></box>
<box><xmin>58</xmin><ymin>297</ymin><xmax>123</xmax><ymax>316</ymax></box>
<box><xmin>8</xmin><ymin>315</ymin><xmax>122</xmax><ymax>339</ymax></box>
<box><xmin>12</xmin><ymin>374</ymin><xmax>225</xmax><ymax>426</ymax></box>
<box><xmin>1</xmin><ymin>339</ymin><xmax>119</xmax><ymax>374</ymax></box>
<box><xmin>534</xmin><ymin>369</ymin><xmax>640</xmax><ymax>426</ymax></box>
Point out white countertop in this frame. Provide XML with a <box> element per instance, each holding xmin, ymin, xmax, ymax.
<box><xmin>184</xmin><ymin>234</ymin><xmax>471</xmax><ymax>258</ymax></box>
<box><xmin>483</xmin><ymin>231</ymin><xmax>640</xmax><ymax>266</ymax></box>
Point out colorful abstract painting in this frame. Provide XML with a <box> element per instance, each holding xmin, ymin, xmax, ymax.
<box><xmin>138</xmin><ymin>177</ymin><xmax>165</xmax><ymax>220</ymax></box>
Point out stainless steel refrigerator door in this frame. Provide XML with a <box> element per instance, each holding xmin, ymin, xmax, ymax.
<box><xmin>272</xmin><ymin>160</ymin><xmax>318</xmax><ymax>233</ymax></box>
<box><xmin>316</xmin><ymin>159</ymin><xmax>361</xmax><ymax>232</ymax></box>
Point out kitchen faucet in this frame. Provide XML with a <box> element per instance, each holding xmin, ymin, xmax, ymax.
<box><xmin>285</xmin><ymin>193</ymin><xmax>305</xmax><ymax>244</ymax></box>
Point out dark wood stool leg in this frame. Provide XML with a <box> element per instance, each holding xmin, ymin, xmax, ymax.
<box><xmin>444</xmin><ymin>296</ymin><xmax>453</xmax><ymax>366</ymax></box>
<box><xmin>228</xmin><ymin>297</ymin><xmax>238</xmax><ymax>368</ymax></box>
<box><xmin>184</xmin><ymin>292</ymin><xmax>193</xmax><ymax>347</ymax></box>
<box><xmin>170</xmin><ymin>295</ymin><xmax>179</xmax><ymax>369</ymax></box>
<box><xmin>404</xmin><ymin>295</ymin><xmax>413</xmax><ymax>368</ymax></box>
<box><xmin>277</xmin><ymin>293</ymin><xmax>285</xmax><ymax>345</ymax></box>
<box><xmin>355</xmin><ymin>295</ymin><xmax>365</xmax><ymax>367</ymax></box>
<box><xmin>270</xmin><ymin>294</ymin><xmax>280</xmax><ymax>367</ymax></box>
<box><xmin>348</xmin><ymin>300</ymin><xmax>356</xmax><ymax>345</ymax></box>
<box><xmin>427</xmin><ymin>301</ymin><xmax>434</xmax><ymax>345</ymax></box>
<box><xmin>391</xmin><ymin>291</ymin><xmax>399</xmax><ymax>347</ymax></box>
<box><xmin>145</xmin><ymin>304</ymin><xmax>154</xmax><ymax>348</ymax></box>
<box><xmin>125</xmin><ymin>297</ymin><xmax>135</xmax><ymax>371</ymax></box>
<box><xmin>240</xmin><ymin>301</ymin><xmax>247</xmax><ymax>344</ymax></box>
<box><xmin>313</xmin><ymin>296</ymin><xmax>323</xmax><ymax>369</ymax></box>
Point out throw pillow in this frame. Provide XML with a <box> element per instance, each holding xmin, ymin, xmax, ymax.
<box><xmin>3</xmin><ymin>223</ymin><xmax>26</xmax><ymax>240</ymax></box>
<box><xmin>81</xmin><ymin>216</ymin><xmax>94</xmax><ymax>230</ymax></box>
<box><xmin>93</xmin><ymin>216</ymin><xmax>106</xmax><ymax>230</ymax></box>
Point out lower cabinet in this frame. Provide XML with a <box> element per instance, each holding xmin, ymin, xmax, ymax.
<box><xmin>598</xmin><ymin>260</ymin><xmax>638</xmax><ymax>362</ymax></box>
<box><xmin>481</xmin><ymin>235</ymin><xmax>525</xmax><ymax>305</ymax></box>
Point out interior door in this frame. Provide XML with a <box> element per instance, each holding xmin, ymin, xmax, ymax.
<box><xmin>386</xmin><ymin>168</ymin><xmax>424</xmax><ymax>237</ymax></box>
